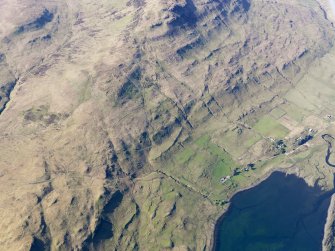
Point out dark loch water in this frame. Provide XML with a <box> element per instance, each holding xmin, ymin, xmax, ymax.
<box><xmin>214</xmin><ymin>172</ymin><xmax>332</xmax><ymax>251</ymax></box>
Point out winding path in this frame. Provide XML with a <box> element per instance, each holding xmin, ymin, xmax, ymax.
<box><xmin>322</xmin><ymin>134</ymin><xmax>335</xmax><ymax>167</ymax></box>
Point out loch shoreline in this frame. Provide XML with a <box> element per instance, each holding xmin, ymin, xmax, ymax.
<box><xmin>210</xmin><ymin>166</ymin><xmax>333</xmax><ymax>251</ymax></box>
<box><xmin>209</xmin><ymin>168</ymin><xmax>288</xmax><ymax>251</ymax></box>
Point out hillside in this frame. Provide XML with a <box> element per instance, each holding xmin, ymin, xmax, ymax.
<box><xmin>0</xmin><ymin>0</ymin><xmax>335</xmax><ymax>250</ymax></box>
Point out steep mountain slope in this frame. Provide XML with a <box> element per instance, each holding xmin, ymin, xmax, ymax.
<box><xmin>0</xmin><ymin>0</ymin><xmax>334</xmax><ymax>250</ymax></box>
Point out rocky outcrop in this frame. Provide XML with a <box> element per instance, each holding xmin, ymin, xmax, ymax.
<box><xmin>323</xmin><ymin>194</ymin><xmax>335</xmax><ymax>251</ymax></box>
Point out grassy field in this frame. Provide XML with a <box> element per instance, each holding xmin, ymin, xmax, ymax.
<box><xmin>160</xmin><ymin>133</ymin><xmax>239</xmax><ymax>199</ymax></box>
<box><xmin>281</xmin><ymin>103</ymin><xmax>307</xmax><ymax>122</ymax></box>
<box><xmin>253</xmin><ymin>115</ymin><xmax>289</xmax><ymax>139</ymax></box>
<box><xmin>270</xmin><ymin>107</ymin><xmax>286</xmax><ymax>119</ymax></box>
<box><xmin>215</xmin><ymin>128</ymin><xmax>262</xmax><ymax>158</ymax></box>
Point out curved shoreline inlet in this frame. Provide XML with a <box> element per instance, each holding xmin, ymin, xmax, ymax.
<box><xmin>214</xmin><ymin>172</ymin><xmax>333</xmax><ymax>251</ymax></box>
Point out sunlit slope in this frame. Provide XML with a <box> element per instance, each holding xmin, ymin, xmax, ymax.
<box><xmin>0</xmin><ymin>0</ymin><xmax>334</xmax><ymax>250</ymax></box>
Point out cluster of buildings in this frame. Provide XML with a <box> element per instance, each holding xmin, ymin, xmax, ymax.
<box><xmin>220</xmin><ymin>176</ymin><xmax>231</xmax><ymax>184</ymax></box>
<box><xmin>220</xmin><ymin>163</ymin><xmax>255</xmax><ymax>184</ymax></box>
